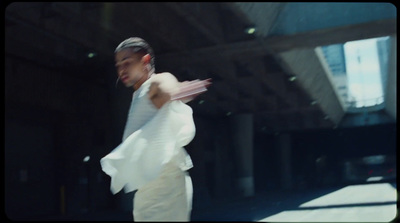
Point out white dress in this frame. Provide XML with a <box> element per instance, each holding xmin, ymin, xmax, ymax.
<box><xmin>100</xmin><ymin>73</ymin><xmax>195</xmax><ymax>221</ymax></box>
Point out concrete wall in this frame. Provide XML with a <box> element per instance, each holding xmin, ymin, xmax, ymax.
<box><xmin>5</xmin><ymin>55</ymin><xmax>114</xmax><ymax>219</ymax></box>
<box><xmin>5</xmin><ymin>118</ymin><xmax>57</xmax><ymax>218</ymax></box>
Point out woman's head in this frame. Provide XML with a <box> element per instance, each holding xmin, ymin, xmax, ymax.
<box><xmin>114</xmin><ymin>37</ymin><xmax>155</xmax><ymax>89</ymax></box>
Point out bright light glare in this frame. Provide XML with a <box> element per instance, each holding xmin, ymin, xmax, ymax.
<box><xmin>367</xmin><ymin>176</ymin><xmax>383</xmax><ymax>182</ymax></box>
<box><xmin>87</xmin><ymin>52</ymin><xmax>96</xmax><ymax>58</ymax></box>
<box><xmin>83</xmin><ymin>156</ymin><xmax>90</xmax><ymax>162</ymax></box>
<box><xmin>344</xmin><ymin>37</ymin><xmax>386</xmax><ymax>107</ymax></box>
<box><xmin>245</xmin><ymin>27</ymin><xmax>256</xmax><ymax>34</ymax></box>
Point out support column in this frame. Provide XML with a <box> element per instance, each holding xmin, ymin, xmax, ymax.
<box><xmin>230</xmin><ymin>114</ymin><xmax>254</xmax><ymax>197</ymax></box>
<box><xmin>385</xmin><ymin>35</ymin><xmax>396</xmax><ymax>120</ymax></box>
<box><xmin>276</xmin><ymin>133</ymin><xmax>293</xmax><ymax>190</ymax></box>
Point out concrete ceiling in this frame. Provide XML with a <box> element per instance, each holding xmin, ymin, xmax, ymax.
<box><xmin>5</xmin><ymin>2</ymin><xmax>396</xmax><ymax>133</ymax></box>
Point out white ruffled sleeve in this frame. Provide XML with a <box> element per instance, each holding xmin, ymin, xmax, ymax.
<box><xmin>100</xmin><ymin>100</ymin><xmax>195</xmax><ymax>194</ymax></box>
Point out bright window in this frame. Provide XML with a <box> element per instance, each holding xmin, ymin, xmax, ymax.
<box><xmin>344</xmin><ymin>37</ymin><xmax>389</xmax><ymax>108</ymax></box>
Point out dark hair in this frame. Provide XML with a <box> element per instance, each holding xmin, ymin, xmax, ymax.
<box><xmin>115</xmin><ymin>37</ymin><xmax>155</xmax><ymax>72</ymax></box>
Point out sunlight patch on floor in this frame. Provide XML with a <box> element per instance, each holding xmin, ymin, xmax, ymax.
<box><xmin>257</xmin><ymin>183</ymin><xmax>397</xmax><ymax>222</ymax></box>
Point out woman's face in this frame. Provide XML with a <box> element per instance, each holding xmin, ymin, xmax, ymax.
<box><xmin>114</xmin><ymin>49</ymin><xmax>145</xmax><ymax>88</ymax></box>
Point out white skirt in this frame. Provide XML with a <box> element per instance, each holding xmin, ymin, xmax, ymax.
<box><xmin>133</xmin><ymin>162</ymin><xmax>193</xmax><ymax>221</ymax></box>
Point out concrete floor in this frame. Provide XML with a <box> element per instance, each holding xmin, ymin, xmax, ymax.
<box><xmin>11</xmin><ymin>181</ymin><xmax>397</xmax><ymax>222</ymax></box>
<box><xmin>192</xmin><ymin>181</ymin><xmax>398</xmax><ymax>222</ymax></box>
<box><xmin>257</xmin><ymin>182</ymin><xmax>397</xmax><ymax>222</ymax></box>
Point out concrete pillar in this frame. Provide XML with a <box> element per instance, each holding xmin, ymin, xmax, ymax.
<box><xmin>213</xmin><ymin>118</ymin><xmax>235</xmax><ymax>199</ymax></box>
<box><xmin>385</xmin><ymin>35</ymin><xmax>396</xmax><ymax>120</ymax></box>
<box><xmin>230</xmin><ymin>114</ymin><xmax>254</xmax><ymax>197</ymax></box>
<box><xmin>214</xmin><ymin>133</ymin><xmax>225</xmax><ymax>198</ymax></box>
<box><xmin>276</xmin><ymin>133</ymin><xmax>293</xmax><ymax>190</ymax></box>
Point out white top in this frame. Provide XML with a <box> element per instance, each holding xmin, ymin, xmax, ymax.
<box><xmin>100</xmin><ymin>73</ymin><xmax>195</xmax><ymax>194</ymax></box>
<box><xmin>122</xmin><ymin>77</ymin><xmax>158</xmax><ymax>141</ymax></box>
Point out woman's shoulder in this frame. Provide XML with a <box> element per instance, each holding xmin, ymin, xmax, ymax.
<box><xmin>151</xmin><ymin>72</ymin><xmax>178</xmax><ymax>82</ymax></box>
<box><xmin>149</xmin><ymin>72</ymin><xmax>180</xmax><ymax>93</ymax></box>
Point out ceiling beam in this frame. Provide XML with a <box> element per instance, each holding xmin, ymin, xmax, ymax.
<box><xmin>226</xmin><ymin>2</ymin><xmax>286</xmax><ymax>36</ymax></box>
<box><xmin>163</xmin><ymin>2</ymin><xmax>224</xmax><ymax>44</ymax></box>
<box><xmin>5</xmin><ymin>16</ymin><xmax>80</xmax><ymax>62</ymax></box>
<box><xmin>157</xmin><ymin>18</ymin><xmax>396</xmax><ymax>63</ymax></box>
<box><xmin>245</xmin><ymin>57</ymin><xmax>297</xmax><ymax>110</ymax></box>
<box><xmin>117</xmin><ymin>2</ymin><xmax>190</xmax><ymax>51</ymax></box>
<box><xmin>5</xmin><ymin>3</ymin><xmax>118</xmax><ymax>57</ymax></box>
<box><xmin>219</xmin><ymin>3</ymin><xmax>253</xmax><ymax>26</ymax></box>
<box><xmin>277</xmin><ymin>48</ymin><xmax>345</xmax><ymax>125</ymax></box>
<box><xmin>265</xmin><ymin>18</ymin><xmax>396</xmax><ymax>53</ymax></box>
<box><xmin>5</xmin><ymin>2</ymin><xmax>194</xmax><ymax>58</ymax></box>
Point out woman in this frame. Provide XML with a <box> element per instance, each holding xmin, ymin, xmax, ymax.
<box><xmin>100</xmin><ymin>37</ymin><xmax>210</xmax><ymax>221</ymax></box>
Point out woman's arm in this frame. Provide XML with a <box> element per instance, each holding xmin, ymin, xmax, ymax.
<box><xmin>148</xmin><ymin>72</ymin><xmax>211</xmax><ymax>109</ymax></box>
